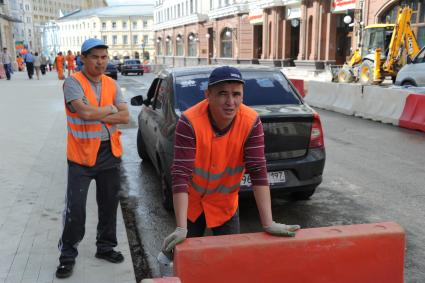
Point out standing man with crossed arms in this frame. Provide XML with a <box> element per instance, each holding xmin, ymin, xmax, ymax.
<box><xmin>162</xmin><ymin>66</ymin><xmax>300</xmax><ymax>254</ymax></box>
<box><xmin>56</xmin><ymin>38</ymin><xmax>129</xmax><ymax>279</ymax></box>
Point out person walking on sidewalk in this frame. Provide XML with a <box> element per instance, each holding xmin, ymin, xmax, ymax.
<box><xmin>24</xmin><ymin>52</ymin><xmax>34</xmax><ymax>79</ymax></box>
<box><xmin>55</xmin><ymin>52</ymin><xmax>65</xmax><ymax>80</ymax></box>
<box><xmin>65</xmin><ymin>50</ymin><xmax>76</xmax><ymax>77</ymax></box>
<box><xmin>161</xmin><ymin>66</ymin><xmax>300</xmax><ymax>255</ymax></box>
<box><xmin>40</xmin><ymin>54</ymin><xmax>48</xmax><ymax>75</ymax></box>
<box><xmin>33</xmin><ymin>52</ymin><xmax>41</xmax><ymax>80</ymax></box>
<box><xmin>56</xmin><ymin>38</ymin><xmax>129</xmax><ymax>279</ymax></box>
<box><xmin>1</xmin><ymin>47</ymin><xmax>13</xmax><ymax>80</ymax></box>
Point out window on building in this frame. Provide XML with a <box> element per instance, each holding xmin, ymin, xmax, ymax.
<box><xmin>188</xmin><ymin>33</ymin><xmax>197</xmax><ymax>56</ymax></box>
<box><xmin>93</xmin><ymin>22</ymin><xmax>96</xmax><ymax>29</ymax></box>
<box><xmin>133</xmin><ymin>21</ymin><xmax>137</xmax><ymax>29</ymax></box>
<box><xmin>28</xmin><ymin>29</ymin><xmax>32</xmax><ymax>37</ymax></box>
<box><xmin>112</xmin><ymin>35</ymin><xmax>117</xmax><ymax>45</ymax></box>
<box><xmin>25</xmin><ymin>4</ymin><xmax>30</xmax><ymax>10</ymax></box>
<box><xmin>133</xmin><ymin>35</ymin><xmax>138</xmax><ymax>44</ymax></box>
<box><xmin>102</xmin><ymin>22</ymin><xmax>106</xmax><ymax>29</ymax></box>
<box><xmin>165</xmin><ymin>36</ymin><xmax>172</xmax><ymax>55</ymax></box>
<box><xmin>123</xmin><ymin>21</ymin><xmax>127</xmax><ymax>28</ymax></box>
<box><xmin>143</xmin><ymin>35</ymin><xmax>148</xmax><ymax>45</ymax></box>
<box><xmin>102</xmin><ymin>35</ymin><xmax>108</xmax><ymax>44</ymax></box>
<box><xmin>157</xmin><ymin>38</ymin><xmax>163</xmax><ymax>55</ymax></box>
<box><xmin>143</xmin><ymin>20</ymin><xmax>148</xmax><ymax>27</ymax></box>
<box><xmin>220</xmin><ymin>28</ymin><xmax>232</xmax><ymax>58</ymax></box>
<box><xmin>420</xmin><ymin>0</ymin><xmax>425</xmax><ymax>22</ymax></box>
<box><xmin>123</xmin><ymin>35</ymin><xmax>128</xmax><ymax>45</ymax></box>
<box><xmin>176</xmin><ymin>36</ymin><xmax>184</xmax><ymax>56</ymax></box>
<box><xmin>112</xmin><ymin>22</ymin><xmax>117</xmax><ymax>29</ymax></box>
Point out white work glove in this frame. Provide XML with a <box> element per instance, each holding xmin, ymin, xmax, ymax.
<box><xmin>263</xmin><ymin>221</ymin><xmax>300</xmax><ymax>237</ymax></box>
<box><xmin>162</xmin><ymin>227</ymin><xmax>188</xmax><ymax>253</ymax></box>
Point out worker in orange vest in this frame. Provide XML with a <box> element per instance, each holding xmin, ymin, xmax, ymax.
<box><xmin>55</xmin><ymin>52</ymin><xmax>65</xmax><ymax>80</ymax></box>
<box><xmin>162</xmin><ymin>66</ymin><xmax>300</xmax><ymax>254</ymax></box>
<box><xmin>56</xmin><ymin>38</ymin><xmax>129</xmax><ymax>279</ymax></box>
<box><xmin>65</xmin><ymin>50</ymin><xmax>76</xmax><ymax>77</ymax></box>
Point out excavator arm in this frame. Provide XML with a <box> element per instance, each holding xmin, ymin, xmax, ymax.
<box><xmin>383</xmin><ymin>7</ymin><xmax>421</xmax><ymax>74</ymax></box>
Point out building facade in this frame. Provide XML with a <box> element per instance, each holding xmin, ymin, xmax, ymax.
<box><xmin>57</xmin><ymin>5</ymin><xmax>155</xmax><ymax>61</ymax></box>
<box><xmin>154</xmin><ymin>0</ymin><xmax>425</xmax><ymax>68</ymax></box>
<box><xmin>0</xmin><ymin>0</ymin><xmax>21</xmax><ymax>58</ymax></box>
<box><xmin>8</xmin><ymin>0</ymin><xmax>106</xmax><ymax>53</ymax></box>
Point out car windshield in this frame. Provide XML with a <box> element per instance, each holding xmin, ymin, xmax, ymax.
<box><xmin>174</xmin><ymin>70</ymin><xmax>301</xmax><ymax>111</ymax></box>
<box><xmin>126</xmin><ymin>60</ymin><xmax>140</xmax><ymax>65</ymax></box>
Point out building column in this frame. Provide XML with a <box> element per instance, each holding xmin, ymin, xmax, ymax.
<box><xmin>261</xmin><ymin>10</ymin><xmax>268</xmax><ymax>59</ymax></box>
<box><xmin>309</xmin><ymin>0</ymin><xmax>320</xmax><ymax>60</ymax></box>
<box><xmin>297</xmin><ymin>1</ymin><xmax>307</xmax><ymax>60</ymax></box>
<box><xmin>325</xmin><ymin>11</ymin><xmax>336</xmax><ymax>61</ymax></box>
<box><xmin>282</xmin><ymin>18</ymin><xmax>290</xmax><ymax>58</ymax></box>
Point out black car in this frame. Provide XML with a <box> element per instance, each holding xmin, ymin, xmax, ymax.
<box><xmin>121</xmin><ymin>59</ymin><xmax>144</xmax><ymax>76</ymax></box>
<box><xmin>131</xmin><ymin>65</ymin><xmax>325</xmax><ymax>210</ymax></box>
<box><xmin>105</xmin><ymin>63</ymin><xmax>118</xmax><ymax>80</ymax></box>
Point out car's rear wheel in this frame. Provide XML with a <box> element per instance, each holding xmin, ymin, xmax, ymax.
<box><xmin>160</xmin><ymin>167</ymin><xmax>173</xmax><ymax>211</ymax></box>
<box><xmin>290</xmin><ymin>185</ymin><xmax>317</xmax><ymax>200</ymax></box>
<box><xmin>137</xmin><ymin>130</ymin><xmax>150</xmax><ymax>161</ymax></box>
<box><xmin>402</xmin><ymin>80</ymin><xmax>417</xmax><ymax>87</ymax></box>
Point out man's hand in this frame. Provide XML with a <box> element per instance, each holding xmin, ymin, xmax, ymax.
<box><xmin>162</xmin><ymin>227</ymin><xmax>188</xmax><ymax>253</ymax></box>
<box><xmin>263</xmin><ymin>221</ymin><xmax>300</xmax><ymax>237</ymax></box>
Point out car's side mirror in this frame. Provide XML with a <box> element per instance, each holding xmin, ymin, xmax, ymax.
<box><xmin>131</xmin><ymin>95</ymin><xmax>144</xmax><ymax>106</ymax></box>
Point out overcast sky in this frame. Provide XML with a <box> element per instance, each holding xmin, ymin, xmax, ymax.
<box><xmin>107</xmin><ymin>0</ymin><xmax>155</xmax><ymax>5</ymax></box>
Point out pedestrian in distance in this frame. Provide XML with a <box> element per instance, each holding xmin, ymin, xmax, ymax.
<box><xmin>16</xmin><ymin>55</ymin><xmax>24</xmax><ymax>71</ymax></box>
<box><xmin>55</xmin><ymin>52</ymin><xmax>65</xmax><ymax>80</ymax></box>
<box><xmin>56</xmin><ymin>38</ymin><xmax>129</xmax><ymax>279</ymax></box>
<box><xmin>33</xmin><ymin>52</ymin><xmax>41</xmax><ymax>80</ymax></box>
<box><xmin>1</xmin><ymin>47</ymin><xmax>13</xmax><ymax>80</ymax></box>
<box><xmin>76</xmin><ymin>51</ymin><xmax>83</xmax><ymax>71</ymax></box>
<box><xmin>65</xmin><ymin>50</ymin><xmax>76</xmax><ymax>77</ymax></box>
<box><xmin>40</xmin><ymin>54</ymin><xmax>48</xmax><ymax>75</ymax></box>
<box><xmin>161</xmin><ymin>66</ymin><xmax>301</xmax><ymax>257</ymax></box>
<box><xmin>24</xmin><ymin>52</ymin><xmax>35</xmax><ymax>79</ymax></box>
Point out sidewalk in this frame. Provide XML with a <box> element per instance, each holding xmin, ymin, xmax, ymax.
<box><xmin>0</xmin><ymin>72</ymin><xmax>135</xmax><ymax>283</ymax></box>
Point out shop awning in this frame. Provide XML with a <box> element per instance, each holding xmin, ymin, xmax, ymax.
<box><xmin>332</xmin><ymin>0</ymin><xmax>356</xmax><ymax>13</ymax></box>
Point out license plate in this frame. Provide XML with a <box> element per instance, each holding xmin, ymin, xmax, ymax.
<box><xmin>240</xmin><ymin>171</ymin><xmax>286</xmax><ymax>186</ymax></box>
<box><xmin>132</xmin><ymin>66</ymin><xmax>138</xmax><ymax>69</ymax></box>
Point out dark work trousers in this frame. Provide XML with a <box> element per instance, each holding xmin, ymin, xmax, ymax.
<box><xmin>40</xmin><ymin>64</ymin><xmax>46</xmax><ymax>75</ymax></box>
<box><xmin>187</xmin><ymin>208</ymin><xmax>240</xmax><ymax>238</ymax></box>
<box><xmin>3</xmin><ymin>64</ymin><xmax>11</xmax><ymax>80</ymax></box>
<box><xmin>58</xmin><ymin>141</ymin><xmax>121</xmax><ymax>264</ymax></box>
<box><xmin>26</xmin><ymin>62</ymin><xmax>34</xmax><ymax>79</ymax></box>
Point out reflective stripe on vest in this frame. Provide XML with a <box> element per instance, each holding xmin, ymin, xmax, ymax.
<box><xmin>184</xmin><ymin>99</ymin><xmax>258</xmax><ymax>228</ymax></box>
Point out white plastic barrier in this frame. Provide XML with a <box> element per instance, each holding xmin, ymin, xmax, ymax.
<box><xmin>305</xmin><ymin>81</ymin><xmax>362</xmax><ymax>115</ymax></box>
<box><xmin>355</xmin><ymin>86</ymin><xmax>410</xmax><ymax>125</ymax></box>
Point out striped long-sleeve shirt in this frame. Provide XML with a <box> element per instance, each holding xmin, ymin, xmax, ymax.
<box><xmin>171</xmin><ymin>113</ymin><xmax>268</xmax><ymax>193</ymax></box>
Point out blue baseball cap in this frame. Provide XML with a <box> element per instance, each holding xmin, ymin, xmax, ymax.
<box><xmin>81</xmin><ymin>38</ymin><xmax>108</xmax><ymax>53</ymax></box>
<box><xmin>208</xmin><ymin>66</ymin><xmax>244</xmax><ymax>87</ymax></box>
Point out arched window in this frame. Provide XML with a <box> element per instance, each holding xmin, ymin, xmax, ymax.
<box><xmin>220</xmin><ymin>28</ymin><xmax>233</xmax><ymax>58</ymax></box>
<box><xmin>156</xmin><ymin>37</ymin><xmax>163</xmax><ymax>55</ymax></box>
<box><xmin>176</xmin><ymin>34</ymin><xmax>184</xmax><ymax>56</ymax></box>
<box><xmin>165</xmin><ymin>36</ymin><xmax>173</xmax><ymax>55</ymax></box>
<box><xmin>188</xmin><ymin>33</ymin><xmax>198</xmax><ymax>56</ymax></box>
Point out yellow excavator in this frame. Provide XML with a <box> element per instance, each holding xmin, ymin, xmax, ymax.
<box><xmin>336</xmin><ymin>6</ymin><xmax>421</xmax><ymax>85</ymax></box>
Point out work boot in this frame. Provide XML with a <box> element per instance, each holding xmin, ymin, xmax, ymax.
<box><xmin>55</xmin><ymin>262</ymin><xmax>74</xmax><ymax>279</ymax></box>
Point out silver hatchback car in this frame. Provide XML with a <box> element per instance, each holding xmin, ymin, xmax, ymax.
<box><xmin>395</xmin><ymin>46</ymin><xmax>425</xmax><ymax>87</ymax></box>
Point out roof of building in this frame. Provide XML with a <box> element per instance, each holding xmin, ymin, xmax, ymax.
<box><xmin>58</xmin><ymin>5</ymin><xmax>154</xmax><ymax>21</ymax></box>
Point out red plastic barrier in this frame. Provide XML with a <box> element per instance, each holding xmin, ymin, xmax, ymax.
<box><xmin>399</xmin><ymin>93</ymin><xmax>425</xmax><ymax>132</ymax></box>
<box><xmin>174</xmin><ymin>222</ymin><xmax>405</xmax><ymax>283</ymax></box>
<box><xmin>290</xmin><ymin>79</ymin><xmax>305</xmax><ymax>97</ymax></box>
<box><xmin>140</xmin><ymin>277</ymin><xmax>181</xmax><ymax>283</ymax></box>
<box><xmin>143</xmin><ymin>65</ymin><xmax>152</xmax><ymax>73</ymax></box>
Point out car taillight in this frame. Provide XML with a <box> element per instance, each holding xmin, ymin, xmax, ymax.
<box><xmin>309</xmin><ymin>112</ymin><xmax>324</xmax><ymax>148</ymax></box>
<box><xmin>139</xmin><ymin>65</ymin><xmax>143</xmax><ymax>68</ymax></box>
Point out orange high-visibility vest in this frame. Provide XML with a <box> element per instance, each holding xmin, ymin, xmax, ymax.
<box><xmin>184</xmin><ymin>99</ymin><xmax>258</xmax><ymax>228</ymax></box>
<box><xmin>66</xmin><ymin>55</ymin><xmax>75</xmax><ymax>68</ymax></box>
<box><xmin>65</xmin><ymin>71</ymin><xmax>123</xmax><ymax>166</ymax></box>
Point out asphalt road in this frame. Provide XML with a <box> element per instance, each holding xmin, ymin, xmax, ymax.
<box><xmin>117</xmin><ymin>72</ymin><xmax>425</xmax><ymax>282</ymax></box>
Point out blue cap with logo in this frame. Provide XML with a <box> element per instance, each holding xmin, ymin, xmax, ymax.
<box><xmin>208</xmin><ymin>66</ymin><xmax>244</xmax><ymax>86</ymax></box>
<box><xmin>81</xmin><ymin>38</ymin><xmax>108</xmax><ymax>53</ymax></box>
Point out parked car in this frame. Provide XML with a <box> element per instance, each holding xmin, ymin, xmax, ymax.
<box><xmin>105</xmin><ymin>62</ymin><xmax>118</xmax><ymax>80</ymax></box>
<box><xmin>395</xmin><ymin>46</ymin><xmax>425</xmax><ymax>87</ymax></box>
<box><xmin>121</xmin><ymin>59</ymin><xmax>144</xmax><ymax>76</ymax></box>
<box><xmin>131</xmin><ymin>65</ymin><xmax>326</xmax><ymax>210</ymax></box>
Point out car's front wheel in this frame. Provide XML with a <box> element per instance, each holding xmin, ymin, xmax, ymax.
<box><xmin>290</xmin><ymin>185</ymin><xmax>317</xmax><ymax>200</ymax></box>
<box><xmin>137</xmin><ymin>130</ymin><xmax>150</xmax><ymax>161</ymax></box>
